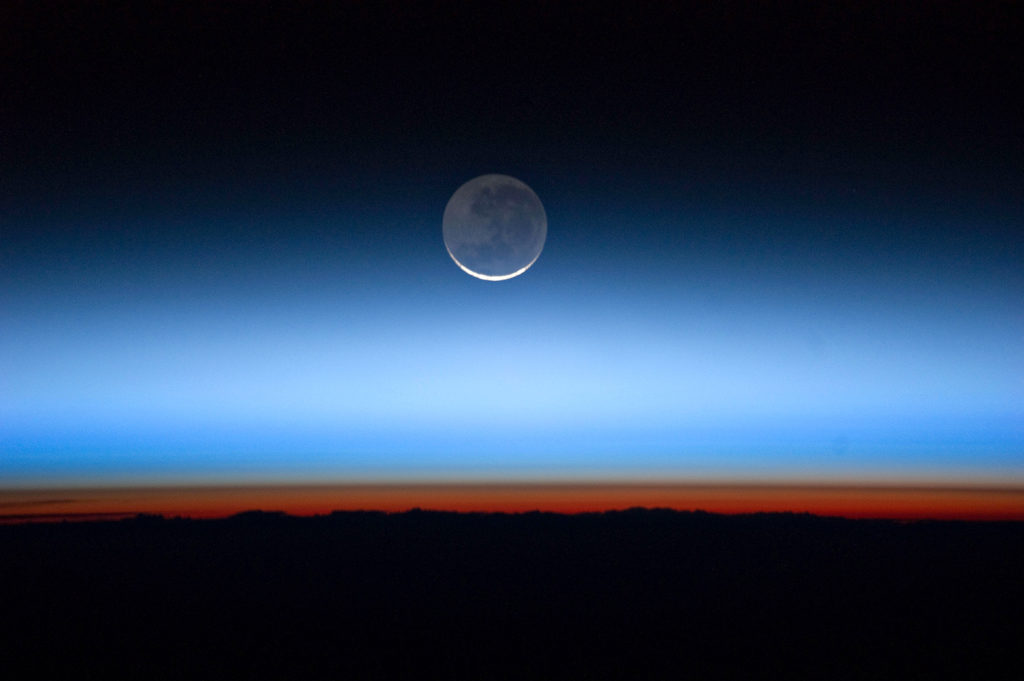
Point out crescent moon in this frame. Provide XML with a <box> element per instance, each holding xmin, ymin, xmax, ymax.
<box><xmin>442</xmin><ymin>174</ymin><xmax>547</xmax><ymax>281</ymax></box>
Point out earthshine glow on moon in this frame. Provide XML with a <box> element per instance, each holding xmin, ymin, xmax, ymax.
<box><xmin>442</xmin><ymin>174</ymin><xmax>547</xmax><ymax>281</ymax></box>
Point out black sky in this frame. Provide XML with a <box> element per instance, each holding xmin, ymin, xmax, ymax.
<box><xmin>3</xmin><ymin>1</ymin><xmax>1021</xmax><ymax>214</ymax></box>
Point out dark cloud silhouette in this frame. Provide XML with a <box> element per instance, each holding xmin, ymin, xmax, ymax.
<box><xmin>2</xmin><ymin>510</ymin><xmax>1021</xmax><ymax>678</ymax></box>
<box><xmin>0</xmin><ymin>499</ymin><xmax>80</xmax><ymax>508</ymax></box>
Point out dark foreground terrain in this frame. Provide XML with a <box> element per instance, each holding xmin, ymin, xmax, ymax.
<box><xmin>2</xmin><ymin>509</ymin><xmax>1022</xmax><ymax>680</ymax></box>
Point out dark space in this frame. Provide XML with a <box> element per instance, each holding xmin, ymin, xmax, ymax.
<box><xmin>4</xmin><ymin>1</ymin><xmax>1021</xmax><ymax>223</ymax></box>
<box><xmin>2</xmin><ymin>510</ymin><xmax>1022</xmax><ymax>679</ymax></box>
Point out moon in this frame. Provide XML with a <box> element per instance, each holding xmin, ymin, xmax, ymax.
<box><xmin>442</xmin><ymin>174</ymin><xmax>547</xmax><ymax>281</ymax></box>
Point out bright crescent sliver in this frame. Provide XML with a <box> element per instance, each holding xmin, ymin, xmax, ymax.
<box><xmin>444</xmin><ymin>243</ymin><xmax>543</xmax><ymax>281</ymax></box>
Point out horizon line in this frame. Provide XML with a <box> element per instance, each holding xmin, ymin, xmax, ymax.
<box><xmin>3</xmin><ymin>479</ymin><xmax>1023</xmax><ymax>523</ymax></box>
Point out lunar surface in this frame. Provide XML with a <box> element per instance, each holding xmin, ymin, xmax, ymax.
<box><xmin>442</xmin><ymin>174</ymin><xmax>547</xmax><ymax>281</ymax></box>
